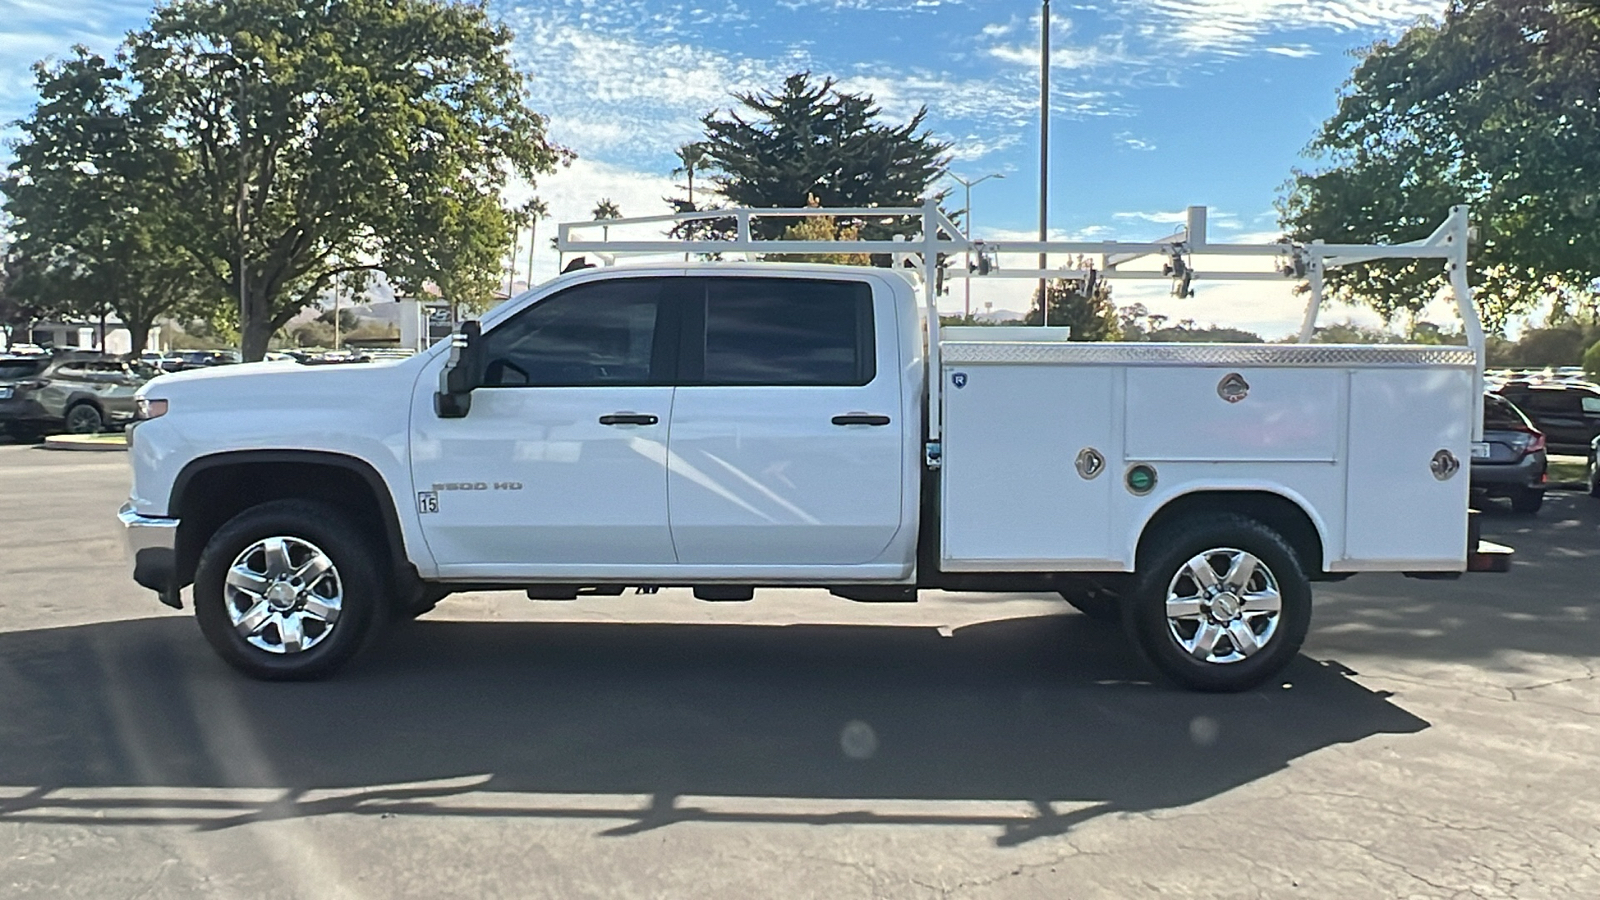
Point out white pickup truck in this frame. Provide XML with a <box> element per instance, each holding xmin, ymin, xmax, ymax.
<box><xmin>119</xmin><ymin>203</ymin><xmax>1510</xmax><ymax>691</ymax></box>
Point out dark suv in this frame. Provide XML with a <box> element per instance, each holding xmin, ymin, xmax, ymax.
<box><xmin>1496</xmin><ymin>382</ymin><xmax>1600</xmax><ymax>455</ymax></box>
<box><xmin>0</xmin><ymin>354</ymin><xmax>155</xmax><ymax>441</ymax></box>
<box><xmin>1471</xmin><ymin>393</ymin><xmax>1548</xmax><ymax>514</ymax></box>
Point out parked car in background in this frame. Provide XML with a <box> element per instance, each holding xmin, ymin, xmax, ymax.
<box><xmin>0</xmin><ymin>354</ymin><xmax>156</xmax><ymax>440</ymax></box>
<box><xmin>1472</xmin><ymin>393</ymin><xmax>1548</xmax><ymax>513</ymax></box>
<box><xmin>0</xmin><ymin>355</ymin><xmax>55</xmax><ymax>440</ymax></box>
<box><xmin>1587</xmin><ymin>434</ymin><xmax>1600</xmax><ymax>499</ymax></box>
<box><xmin>1495</xmin><ymin>382</ymin><xmax>1600</xmax><ymax>455</ymax></box>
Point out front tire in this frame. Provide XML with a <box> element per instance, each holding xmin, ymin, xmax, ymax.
<box><xmin>1124</xmin><ymin>514</ymin><xmax>1311</xmax><ymax>692</ymax></box>
<box><xmin>63</xmin><ymin>402</ymin><xmax>103</xmax><ymax>434</ymax></box>
<box><xmin>193</xmin><ymin>499</ymin><xmax>384</xmax><ymax>680</ymax></box>
<box><xmin>1587</xmin><ymin>457</ymin><xmax>1599</xmax><ymax>498</ymax></box>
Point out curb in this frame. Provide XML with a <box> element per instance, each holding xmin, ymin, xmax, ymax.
<box><xmin>42</xmin><ymin>434</ymin><xmax>128</xmax><ymax>452</ymax></box>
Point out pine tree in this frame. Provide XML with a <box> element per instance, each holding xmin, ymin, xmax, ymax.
<box><xmin>693</xmin><ymin>73</ymin><xmax>950</xmax><ymax>243</ymax></box>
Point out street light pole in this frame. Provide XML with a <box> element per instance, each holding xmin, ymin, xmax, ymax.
<box><xmin>1039</xmin><ymin>0</ymin><xmax>1052</xmax><ymax>323</ymax></box>
<box><xmin>947</xmin><ymin>172</ymin><xmax>1005</xmax><ymax>320</ymax></box>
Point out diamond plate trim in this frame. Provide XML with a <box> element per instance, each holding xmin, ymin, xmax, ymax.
<box><xmin>939</xmin><ymin>342</ymin><xmax>1478</xmax><ymax>367</ymax></box>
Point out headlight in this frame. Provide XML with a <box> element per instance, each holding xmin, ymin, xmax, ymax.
<box><xmin>136</xmin><ymin>397</ymin><xmax>169</xmax><ymax>420</ymax></box>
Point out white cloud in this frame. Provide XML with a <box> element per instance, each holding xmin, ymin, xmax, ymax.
<box><xmin>1140</xmin><ymin>0</ymin><xmax>1438</xmax><ymax>55</ymax></box>
<box><xmin>979</xmin><ymin>0</ymin><xmax>1438</xmax><ymax>76</ymax></box>
<box><xmin>1114</xmin><ymin>130</ymin><xmax>1156</xmax><ymax>151</ymax></box>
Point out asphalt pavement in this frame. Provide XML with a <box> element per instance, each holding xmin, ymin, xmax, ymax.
<box><xmin>0</xmin><ymin>441</ymin><xmax>1596</xmax><ymax>899</ymax></box>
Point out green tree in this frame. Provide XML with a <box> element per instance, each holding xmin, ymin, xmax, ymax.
<box><xmin>29</xmin><ymin>0</ymin><xmax>573</xmax><ymax>360</ymax></box>
<box><xmin>695</xmin><ymin>73</ymin><xmax>950</xmax><ymax>242</ymax></box>
<box><xmin>1147</xmin><ymin>324</ymin><xmax>1265</xmax><ymax>343</ymax></box>
<box><xmin>0</xmin><ymin>242</ymin><xmax>67</xmax><ymax>346</ymax></box>
<box><xmin>1280</xmin><ymin>0</ymin><xmax>1600</xmax><ymax>333</ymax></box>
<box><xmin>1025</xmin><ymin>278</ymin><xmax>1119</xmax><ymax>341</ymax></box>
<box><xmin>2</xmin><ymin>50</ymin><xmax>210</xmax><ymax>355</ymax></box>
<box><xmin>768</xmin><ymin>209</ymin><xmax>873</xmax><ymax>266</ymax></box>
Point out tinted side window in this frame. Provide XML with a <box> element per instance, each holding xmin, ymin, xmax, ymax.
<box><xmin>1582</xmin><ymin>395</ymin><xmax>1600</xmax><ymax>414</ymax></box>
<box><xmin>480</xmin><ymin>279</ymin><xmax>664</xmax><ymax>387</ymax></box>
<box><xmin>1523</xmin><ymin>390</ymin><xmax>1580</xmax><ymax>413</ymax></box>
<box><xmin>697</xmin><ymin>279</ymin><xmax>875</xmax><ymax>386</ymax></box>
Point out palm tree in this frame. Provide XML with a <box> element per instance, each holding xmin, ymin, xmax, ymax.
<box><xmin>673</xmin><ymin>142</ymin><xmax>710</xmax><ymax>209</ymax></box>
<box><xmin>505</xmin><ymin>205</ymin><xmax>531</xmax><ymax>295</ymax></box>
<box><xmin>592</xmin><ymin>199</ymin><xmax>622</xmax><ymax>242</ymax></box>
<box><xmin>521</xmin><ymin>198</ymin><xmax>548</xmax><ymax>286</ymax></box>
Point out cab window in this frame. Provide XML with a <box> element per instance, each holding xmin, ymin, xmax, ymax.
<box><xmin>479</xmin><ymin>279</ymin><xmax>668</xmax><ymax>387</ymax></box>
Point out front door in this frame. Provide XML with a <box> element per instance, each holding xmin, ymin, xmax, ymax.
<box><xmin>411</xmin><ymin>277</ymin><xmax>679</xmax><ymax>574</ymax></box>
<box><xmin>666</xmin><ymin>276</ymin><xmax>904</xmax><ymax>566</ymax></box>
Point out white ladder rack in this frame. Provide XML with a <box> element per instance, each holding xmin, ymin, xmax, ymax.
<box><xmin>556</xmin><ymin>199</ymin><xmax>1482</xmax><ymax>441</ymax></box>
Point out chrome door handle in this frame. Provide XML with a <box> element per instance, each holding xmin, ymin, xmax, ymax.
<box><xmin>599</xmin><ymin>413</ymin><xmax>659</xmax><ymax>426</ymax></box>
<box><xmin>832</xmin><ymin>414</ymin><xmax>891</xmax><ymax>427</ymax></box>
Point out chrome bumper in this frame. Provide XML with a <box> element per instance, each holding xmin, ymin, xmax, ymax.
<box><xmin>118</xmin><ymin>502</ymin><xmax>183</xmax><ymax>608</ymax></box>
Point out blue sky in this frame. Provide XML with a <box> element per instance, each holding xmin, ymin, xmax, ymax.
<box><xmin>0</xmin><ymin>0</ymin><xmax>1453</xmax><ymax>336</ymax></box>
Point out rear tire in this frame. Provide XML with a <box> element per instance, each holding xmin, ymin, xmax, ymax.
<box><xmin>1587</xmin><ymin>458</ymin><xmax>1599</xmax><ymax>498</ymax></box>
<box><xmin>193</xmin><ymin>499</ymin><xmax>385</xmax><ymax>680</ymax></box>
<box><xmin>1510</xmin><ymin>488</ymin><xmax>1544</xmax><ymax>514</ymax></box>
<box><xmin>1123</xmin><ymin>513</ymin><xmax>1311</xmax><ymax>693</ymax></box>
<box><xmin>4</xmin><ymin>422</ymin><xmax>44</xmax><ymax>443</ymax></box>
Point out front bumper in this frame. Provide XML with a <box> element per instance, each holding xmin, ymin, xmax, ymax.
<box><xmin>118</xmin><ymin>502</ymin><xmax>183</xmax><ymax>608</ymax></box>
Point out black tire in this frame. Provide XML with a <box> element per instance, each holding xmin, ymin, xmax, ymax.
<box><xmin>1059</xmin><ymin>588</ymin><xmax>1120</xmax><ymax>623</ymax></box>
<box><xmin>63</xmin><ymin>402</ymin><xmax>103</xmax><ymax>435</ymax></box>
<box><xmin>1123</xmin><ymin>513</ymin><xmax>1311</xmax><ymax>693</ymax></box>
<box><xmin>4</xmin><ymin>422</ymin><xmax>44</xmax><ymax>443</ymax></box>
<box><xmin>1510</xmin><ymin>488</ymin><xmax>1544</xmax><ymax>514</ymax></box>
<box><xmin>193</xmin><ymin>499</ymin><xmax>385</xmax><ymax>680</ymax></box>
<box><xmin>1587</xmin><ymin>459</ymin><xmax>1599</xmax><ymax>498</ymax></box>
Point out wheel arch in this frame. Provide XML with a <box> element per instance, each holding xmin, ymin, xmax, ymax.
<box><xmin>63</xmin><ymin>392</ymin><xmax>105</xmax><ymax>417</ymax></box>
<box><xmin>1135</xmin><ymin>488</ymin><xmax>1330</xmax><ymax>578</ymax></box>
<box><xmin>170</xmin><ymin>450</ymin><xmax>417</xmax><ymax>594</ymax></box>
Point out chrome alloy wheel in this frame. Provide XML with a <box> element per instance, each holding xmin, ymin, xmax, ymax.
<box><xmin>224</xmin><ymin>536</ymin><xmax>343</xmax><ymax>654</ymax></box>
<box><xmin>1164</xmin><ymin>547</ymin><xmax>1282</xmax><ymax>665</ymax></box>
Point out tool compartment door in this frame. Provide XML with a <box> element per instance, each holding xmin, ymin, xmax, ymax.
<box><xmin>940</xmin><ymin>364</ymin><xmax>1118</xmax><ymax>570</ymax></box>
<box><xmin>1342</xmin><ymin>367</ymin><xmax>1474</xmax><ymax>569</ymax></box>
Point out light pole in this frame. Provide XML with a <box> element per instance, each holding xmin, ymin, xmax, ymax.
<box><xmin>948</xmin><ymin>172</ymin><xmax>1005</xmax><ymax>319</ymax></box>
<box><xmin>1039</xmin><ymin>0</ymin><xmax>1052</xmax><ymax>322</ymax></box>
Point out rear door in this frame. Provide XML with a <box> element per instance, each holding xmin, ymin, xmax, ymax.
<box><xmin>665</xmin><ymin>276</ymin><xmax>904</xmax><ymax>566</ymax></box>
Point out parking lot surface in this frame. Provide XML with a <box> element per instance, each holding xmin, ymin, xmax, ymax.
<box><xmin>1</xmin><ymin>442</ymin><xmax>1597</xmax><ymax>899</ymax></box>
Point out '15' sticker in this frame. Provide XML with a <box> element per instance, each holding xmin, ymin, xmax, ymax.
<box><xmin>417</xmin><ymin>492</ymin><xmax>439</xmax><ymax>515</ymax></box>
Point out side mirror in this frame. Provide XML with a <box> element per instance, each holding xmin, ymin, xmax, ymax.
<box><xmin>434</xmin><ymin>320</ymin><xmax>483</xmax><ymax>419</ymax></box>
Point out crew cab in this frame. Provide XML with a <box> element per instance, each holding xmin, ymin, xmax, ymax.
<box><xmin>119</xmin><ymin>204</ymin><xmax>1511</xmax><ymax>691</ymax></box>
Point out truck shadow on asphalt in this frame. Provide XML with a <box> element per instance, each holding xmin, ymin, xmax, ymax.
<box><xmin>0</xmin><ymin>613</ymin><xmax>1426</xmax><ymax>846</ymax></box>
<box><xmin>1312</xmin><ymin>490</ymin><xmax>1600</xmax><ymax>668</ymax></box>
